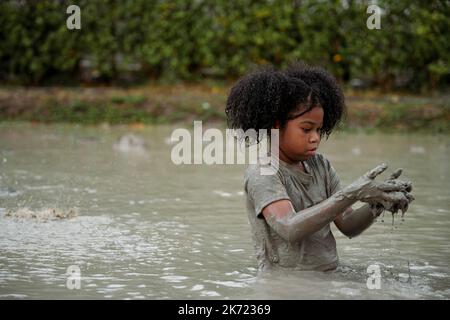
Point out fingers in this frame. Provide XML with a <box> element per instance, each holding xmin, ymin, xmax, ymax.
<box><xmin>378</xmin><ymin>180</ymin><xmax>412</xmax><ymax>192</ymax></box>
<box><xmin>378</xmin><ymin>190</ymin><xmax>412</xmax><ymax>205</ymax></box>
<box><xmin>405</xmin><ymin>183</ymin><xmax>413</xmax><ymax>193</ymax></box>
<box><xmin>380</xmin><ymin>191</ymin><xmax>414</xmax><ymax>214</ymax></box>
<box><xmin>378</xmin><ymin>182</ymin><xmax>404</xmax><ymax>192</ymax></box>
<box><xmin>404</xmin><ymin>192</ymin><xmax>415</xmax><ymax>203</ymax></box>
<box><xmin>401</xmin><ymin>202</ymin><xmax>409</xmax><ymax>215</ymax></box>
<box><xmin>365</xmin><ymin>163</ymin><xmax>388</xmax><ymax>180</ymax></box>
<box><xmin>385</xmin><ymin>168</ymin><xmax>413</xmax><ymax>192</ymax></box>
<box><xmin>388</xmin><ymin>168</ymin><xmax>403</xmax><ymax>180</ymax></box>
<box><xmin>381</xmin><ymin>191</ymin><xmax>406</xmax><ymax>205</ymax></box>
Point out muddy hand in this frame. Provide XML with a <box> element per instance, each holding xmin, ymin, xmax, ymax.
<box><xmin>384</xmin><ymin>168</ymin><xmax>414</xmax><ymax>214</ymax></box>
<box><xmin>371</xmin><ymin>168</ymin><xmax>414</xmax><ymax>215</ymax></box>
<box><xmin>338</xmin><ymin>163</ymin><xmax>411</xmax><ymax>204</ymax></box>
<box><xmin>375</xmin><ymin>191</ymin><xmax>414</xmax><ymax>215</ymax></box>
<box><xmin>381</xmin><ymin>168</ymin><xmax>413</xmax><ymax>192</ymax></box>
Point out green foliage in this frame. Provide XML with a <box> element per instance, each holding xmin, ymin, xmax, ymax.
<box><xmin>16</xmin><ymin>99</ymin><xmax>156</xmax><ymax>124</ymax></box>
<box><xmin>0</xmin><ymin>0</ymin><xmax>449</xmax><ymax>90</ymax></box>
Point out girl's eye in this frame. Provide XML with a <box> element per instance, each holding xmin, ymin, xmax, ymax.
<box><xmin>302</xmin><ymin>128</ymin><xmax>311</xmax><ymax>133</ymax></box>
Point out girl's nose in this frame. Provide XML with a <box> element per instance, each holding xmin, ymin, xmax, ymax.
<box><xmin>310</xmin><ymin>131</ymin><xmax>320</xmax><ymax>143</ymax></box>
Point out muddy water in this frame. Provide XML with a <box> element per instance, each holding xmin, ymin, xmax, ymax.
<box><xmin>0</xmin><ymin>123</ymin><xmax>449</xmax><ymax>299</ymax></box>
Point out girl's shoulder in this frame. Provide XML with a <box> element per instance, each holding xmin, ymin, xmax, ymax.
<box><xmin>244</xmin><ymin>162</ymin><xmax>282</xmax><ymax>180</ymax></box>
<box><xmin>244</xmin><ymin>162</ymin><xmax>285</xmax><ymax>190</ymax></box>
<box><xmin>244</xmin><ymin>153</ymin><xmax>334</xmax><ymax>185</ymax></box>
<box><xmin>245</xmin><ymin>154</ymin><xmax>333</xmax><ymax>177</ymax></box>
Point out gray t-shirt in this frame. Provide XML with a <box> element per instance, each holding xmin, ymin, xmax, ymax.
<box><xmin>244</xmin><ymin>153</ymin><xmax>341</xmax><ymax>271</ymax></box>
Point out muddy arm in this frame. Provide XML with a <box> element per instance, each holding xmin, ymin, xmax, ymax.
<box><xmin>262</xmin><ymin>164</ymin><xmax>411</xmax><ymax>243</ymax></box>
<box><xmin>334</xmin><ymin>168</ymin><xmax>414</xmax><ymax>238</ymax></box>
<box><xmin>334</xmin><ymin>204</ymin><xmax>379</xmax><ymax>238</ymax></box>
<box><xmin>262</xmin><ymin>195</ymin><xmax>356</xmax><ymax>243</ymax></box>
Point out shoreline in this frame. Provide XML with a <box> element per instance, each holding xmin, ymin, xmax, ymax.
<box><xmin>1</xmin><ymin>86</ymin><xmax>449</xmax><ymax>133</ymax></box>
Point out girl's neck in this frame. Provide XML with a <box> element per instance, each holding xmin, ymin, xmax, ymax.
<box><xmin>278</xmin><ymin>149</ymin><xmax>306</xmax><ymax>172</ymax></box>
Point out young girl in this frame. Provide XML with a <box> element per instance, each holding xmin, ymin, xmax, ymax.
<box><xmin>225</xmin><ymin>64</ymin><xmax>414</xmax><ymax>272</ymax></box>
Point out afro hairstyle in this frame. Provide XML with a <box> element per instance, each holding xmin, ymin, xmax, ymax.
<box><xmin>283</xmin><ymin>62</ymin><xmax>346</xmax><ymax>138</ymax></box>
<box><xmin>225</xmin><ymin>64</ymin><xmax>344</xmax><ymax>144</ymax></box>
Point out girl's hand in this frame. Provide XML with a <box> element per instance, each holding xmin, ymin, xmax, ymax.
<box><xmin>369</xmin><ymin>168</ymin><xmax>414</xmax><ymax>216</ymax></box>
<box><xmin>337</xmin><ymin>163</ymin><xmax>413</xmax><ymax>207</ymax></box>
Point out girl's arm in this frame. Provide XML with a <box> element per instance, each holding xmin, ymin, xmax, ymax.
<box><xmin>262</xmin><ymin>195</ymin><xmax>356</xmax><ymax>243</ymax></box>
<box><xmin>262</xmin><ymin>164</ymin><xmax>410</xmax><ymax>243</ymax></box>
<box><xmin>334</xmin><ymin>204</ymin><xmax>379</xmax><ymax>238</ymax></box>
<box><xmin>334</xmin><ymin>169</ymin><xmax>414</xmax><ymax>238</ymax></box>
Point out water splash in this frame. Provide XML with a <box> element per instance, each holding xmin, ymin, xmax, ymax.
<box><xmin>3</xmin><ymin>207</ymin><xmax>78</xmax><ymax>222</ymax></box>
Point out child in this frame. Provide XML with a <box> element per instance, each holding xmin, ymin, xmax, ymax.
<box><xmin>225</xmin><ymin>64</ymin><xmax>414</xmax><ymax>272</ymax></box>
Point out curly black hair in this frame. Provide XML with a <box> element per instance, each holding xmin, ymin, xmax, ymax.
<box><xmin>225</xmin><ymin>63</ymin><xmax>346</xmax><ymax>144</ymax></box>
<box><xmin>284</xmin><ymin>62</ymin><xmax>346</xmax><ymax>138</ymax></box>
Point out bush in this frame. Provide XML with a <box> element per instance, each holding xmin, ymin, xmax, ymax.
<box><xmin>0</xmin><ymin>0</ymin><xmax>448</xmax><ymax>91</ymax></box>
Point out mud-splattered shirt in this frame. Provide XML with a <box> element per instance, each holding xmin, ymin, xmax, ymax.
<box><xmin>244</xmin><ymin>153</ymin><xmax>341</xmax><ymax>271</ymax></box>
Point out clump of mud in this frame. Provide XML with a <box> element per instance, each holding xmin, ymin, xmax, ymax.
<box><xmin>3</xmin><ymin>208</ymin><xmax>78</xmax><ymax>222</ymax></box>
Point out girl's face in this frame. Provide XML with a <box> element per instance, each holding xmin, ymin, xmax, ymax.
<box><xmin>276</xmin><ymin>106</ymin><xmax>323</xmax><ymax>163</ymax></box>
